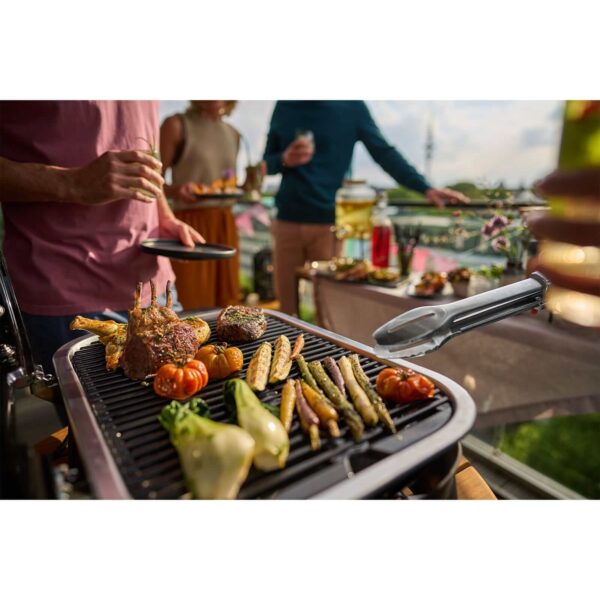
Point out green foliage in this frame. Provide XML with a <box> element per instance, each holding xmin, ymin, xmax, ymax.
<box><xmin>447</xmin><ymin>181</ymin><xmax>487</xmax><ymax>200</ymax></box>
<box><xmin>499</xmin><ymin>413</ymin><xmax>600</xmax><ymax>498</ymax></box>
<box><xmin>298</xmin><ymin>304</ymin><xmax>316</xmax><ymax>324</ymax></box>
<box><xmin>476</xmin><ymin>264</ymin><xmax>504</xmax><ymax>279</ymax></box>
<box><xmin>387</xmin><ymin>185</ymin><xmax>426</xmax><ymax>203</ymax></box>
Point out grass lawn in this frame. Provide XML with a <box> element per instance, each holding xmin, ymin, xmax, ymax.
<box><xmin>499</xmin><ymin>413</ymin><xmax>600</xmax><ymax>498</ymax></box>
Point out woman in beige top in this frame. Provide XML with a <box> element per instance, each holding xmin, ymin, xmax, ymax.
<box><xmin>161</xmin><ymin>101</ymin><xmax>241</xmax><ymax>309</ymax></box>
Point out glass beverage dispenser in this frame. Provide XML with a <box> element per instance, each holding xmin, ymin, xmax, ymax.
<box><xmin>334</xmin><ymin>179</ymin><xmax>377</xmax><ymax>259</ymax></box>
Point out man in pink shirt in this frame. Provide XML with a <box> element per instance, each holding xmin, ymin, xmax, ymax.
<box><xmin>0</xmin><ymin>101</ymin><xmax>204</xmax><ymax>372</ymax></box>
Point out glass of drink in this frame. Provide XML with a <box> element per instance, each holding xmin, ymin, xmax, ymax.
<box><xmin>132</xmin><ymin>137</ymin><xmax>162</xmax><ymax>200</ymax></box>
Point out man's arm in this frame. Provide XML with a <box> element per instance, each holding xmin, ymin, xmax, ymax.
<box><xmin>263</xmin><ymin>105</ymin><xmax>314</xmax><ymax>173</ymax></box>
<box><xmin>0</xmin><ymin>157</ymin><xmax>74</xmax><ymax>203</ymax></box>
<box><xmin>0</xmin><ymin>152</ymin><xmax>164</xmax><ymax>205</ymax></box>
<box><xmin>355</xmin><ymin>102</ymin><xmax>430</xmax><ymax>194</ymax></box>
<box><xmin>156</xmin><ymin>193</ymin><xmax>205</xmax><ymax>247</ymax></box>
<box><xmin>356</xmin><ymin>102</ymin><xmax>469</xmax><ymax>206</ymax></box>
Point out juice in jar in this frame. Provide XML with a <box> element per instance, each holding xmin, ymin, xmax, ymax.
<box><xmin>335</xmin><ymin>198</ymin><xmax>376</xmax><ymax>239</ymax></box>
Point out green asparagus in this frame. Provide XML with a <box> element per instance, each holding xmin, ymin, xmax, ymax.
<box><xmin>350</xmin><ymin>354</ymin><xmax>396</xmax><ymax>434</ymax></box>
<box><xmin>307</xmin><ymin>360</ymin><xmax>365</xmax><ymax>441</ymax></box>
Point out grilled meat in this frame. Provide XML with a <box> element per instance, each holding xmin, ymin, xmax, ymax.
<box><xmin>216</xmin><ymin>305</ymin><xmax>267</xmax><ymax>343</ymax></box>
<box><xmin>121</xmin><ymin>281</ymin><xmax>199</xmax><ymax>380</ymax></box>
<box><xmin>70</xmin><ymin>316</ymin><xmax>127</xmax><ymax>371</ymax></box>
<box><xmin>69</xmin><ymin>313</ymin><xmax>209</xmax><ymax>373</ymax></box>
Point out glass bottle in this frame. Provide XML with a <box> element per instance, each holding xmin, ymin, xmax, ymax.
<box><xmin>371</xmin><ymin>193</ymin><xmax>392</xmax><ymax>268</ymax></box>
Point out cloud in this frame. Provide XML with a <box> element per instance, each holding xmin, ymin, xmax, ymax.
<box><xmin>520</xmin><ymin>127</ymin><xmax>554</xmax><ymax>148</ymax></box>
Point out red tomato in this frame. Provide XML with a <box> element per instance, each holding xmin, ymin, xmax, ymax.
<box><xmin>153</xmin><ymin>360</ymin><xmax>209</xmax><ymax>401</ymax></box>
<box><xmin>376</xmin><ymin>367</ymin><xmax>435</xmax><ymax>403</ymax></box>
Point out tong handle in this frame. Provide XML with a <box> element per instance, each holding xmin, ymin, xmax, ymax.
<box><xmin>445</xmin><ymin>272</ymin><xmax>549</xmax><ymax>335</ymax></box>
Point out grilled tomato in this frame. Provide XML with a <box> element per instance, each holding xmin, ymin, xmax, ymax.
<box><xmin>195</xmin><ymin>343</ymin><xmax>244</xmax><ymax>380</ymax></box>
<box><xmin>154</xmin><ymin>360</ymin><xmax>209</xmax><ymax>401</ymax></box>
<box><xmin>375</xmin><ymin>367</ymin><xmax>435</xmax><ymax>403</ymax></box>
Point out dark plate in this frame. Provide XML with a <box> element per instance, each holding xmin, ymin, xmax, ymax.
<box><xmin>192</xmin><ymin>192</ymin><xmax>244</xmax><ymax>200</ymax></box>
<box><xmin>407</xmin><ymin>283</ymin><xmax>446</xmax><ymax>298</ymax></box>
<box><xmin>140</xmin><ymin>239</ymin><xmax>236</xmax><ymax>260</ymax></box>
<box><xmin>367</xmin><ymin>276</ymin><xmax>401</xmax><ymax>288</ymax></box>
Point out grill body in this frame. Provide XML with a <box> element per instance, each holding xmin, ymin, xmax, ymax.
<box><xmin>53</xmin><ymin>310</ymin><xmax>476</xmax><ymax>499</ymax></box>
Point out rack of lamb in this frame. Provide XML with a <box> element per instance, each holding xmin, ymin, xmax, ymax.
<box><xmin>121</xmin><ymin>281</ymin><xmax>202</xmax><ymax>380</ymax></box>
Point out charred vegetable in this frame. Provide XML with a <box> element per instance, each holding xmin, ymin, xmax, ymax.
<box><xmin>290</xmin><ymin>334</ymin><xmax>305</xmax><ymax>360</ymax></box>
<box><xmin>153</xmin><ymin>359</ymin><xmax>209</xmax><ymax>401</ymax></box>
<box><xmin>195</xmin><ymin>343</ymin><xmax>243</xmax><ymax>380</ymax></box>
<box><xmin>296</xmin><ymin>355</ymin><xmax>327</xmax><ymax>397</ymax></box>
<box><xmin>269</xmin><ymin>335</ymin><xmax>292</xmax><ymax>384</ymax></box>
<box><xmin>295</xmin><ymin>380</ymin><xmax>321</xmax><ymax>451</ymax></box>
<box><xmin>338</xmin><ymin>356</ymin><xmax>378</xmax><ymax>426</ymax></box>
<box><xmin>350</xmin><ymin>354</ymin><xmax>396</xmax><ymax>433</ymax></box>
<box><xmin>307</xmin><ymin>361</ymin><xmax>364</xmax><ymax>441</ymax></box>
<box><xmin>159</xmin><ymin>398</ymin><xmax>254</xmax><ymax>499</ymax></box>
<box><xmin>246</xmin><ymin>341</ymin><xmax>272</xmax><ymax>391</ymax></box>
<box><xmin>376</xmin><ymin>367</ymin><xmax>436</xmax><ymax>404</ymax></box>
<box><xmin>280</xmin><ymin>379</ymin><xmax>297</xmax><ymax>432</ymax></box>
<box><xmin>300</xmin><ymin>381</ymin><xmax>340</xmax><ymax>438</ymax></box>
<box><xmin>224</xmin><ymin>379</ymin><xmax>289</xmax><ymax>471</ymax></box>
<box><xmin>324</xmin><ymin>356</ymin><xmax>347</xmax><ymax>399</ymax></box>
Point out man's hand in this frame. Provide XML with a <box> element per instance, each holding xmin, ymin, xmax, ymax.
<box><xmin>282</xmin><ymin>138</ymin><xmax>314</xmax><ymax>168</ymax></box>
<box><xmin>527</xmin><ymin>167</ymin><xmax>600</xmax><ymax>298</ymax></box>
<box><xmin>159</xmin><ymin>214</ymin><xmax>205</xmax><ymax>248</ymax></box>
<box><xmin>425</xmin><ymin>187</ymin><xmax>470</xmax><ymax>208</ymax></box>
<box><xmin>70</xmin><ymin>150</ymin><xmax>164</xmax><ymax>205</ymax></box>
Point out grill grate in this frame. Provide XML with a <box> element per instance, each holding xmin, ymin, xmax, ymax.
<box><xmin>71</xmin><ymin>314</ymin><xmax>453</xmax><ymax>499</ymax></box>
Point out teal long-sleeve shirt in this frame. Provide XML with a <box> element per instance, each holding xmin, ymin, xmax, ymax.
<box><xmin>263</xmin><ymin>101</ymin><xmax>431</xmax><ymax>224</ymax></box>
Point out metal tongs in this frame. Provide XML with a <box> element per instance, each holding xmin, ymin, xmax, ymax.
<box><xmin>373</xmin><ymin>272</ymin><xmax>550</xmax><ymax>359</ymax></box>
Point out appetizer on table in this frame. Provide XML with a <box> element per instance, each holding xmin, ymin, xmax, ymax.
<box><xmin>413</xmin><ymin>271</ymin><xmax>448</xmax><ymax>297</ymax></box>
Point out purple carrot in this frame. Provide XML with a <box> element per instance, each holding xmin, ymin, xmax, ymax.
<box><xmin>324</xmin><ymin>356</ymin><xmax>347</xmax><ymax>400</ymax></box>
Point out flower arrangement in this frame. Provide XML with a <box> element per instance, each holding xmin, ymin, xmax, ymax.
<box><xmin>480</xmin><ymin>214</ymin><xmax>531</xmax><ymax>269</ymax></box>
<box><xmin>450</xmin><ymin>204</ymin><xmax>532</xmax><ymax>271</ymax></box>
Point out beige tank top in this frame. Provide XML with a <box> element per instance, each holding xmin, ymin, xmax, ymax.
<box><xmin>171</xmin><ymin>111</ymin><xmax>240</xmax><ymax>186</ymax></box>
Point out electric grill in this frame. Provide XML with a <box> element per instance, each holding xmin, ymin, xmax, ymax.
<box><xmin>53</xmin><ymin>310</ymin><xmax>476</xmax><ymax>499</ymax></box>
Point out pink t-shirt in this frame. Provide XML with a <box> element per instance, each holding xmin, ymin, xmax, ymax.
<box><xmin>0</xmin><ymin>100</ymin><xmax>175</xmax><ymax>315</ymax></box>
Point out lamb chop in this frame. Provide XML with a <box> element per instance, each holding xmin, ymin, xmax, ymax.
<box><xmin>121</xmin><ymin>280</ymin><xmax>199</xmax><ymax>380</ymax></box>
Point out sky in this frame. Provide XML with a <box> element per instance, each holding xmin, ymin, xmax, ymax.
<box><xmin>160</xmin><ymin>100</ymin><xmax>563</xmax><ymax>189</ymax></box>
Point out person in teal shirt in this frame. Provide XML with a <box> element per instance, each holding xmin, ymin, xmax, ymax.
<box><xmin>263</xmin><ymin>100</ymin><xmax>468</xmax><ymax>314</ymax></box>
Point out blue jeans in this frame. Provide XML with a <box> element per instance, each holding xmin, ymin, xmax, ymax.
<box><xmin>22</xmin><ymin>287</ymin><xmax>183</xmax><ymax>375</ymax></box>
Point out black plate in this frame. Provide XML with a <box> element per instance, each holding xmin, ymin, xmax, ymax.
<box><xmin>192</xmin><ymin>192</ymin><xmax>244</xmax><ymax>201</ymax></box>
<box><xmin>140</xmin><ymin>239</ymin><xmax>236</xmax><ymax>260</ymax></box>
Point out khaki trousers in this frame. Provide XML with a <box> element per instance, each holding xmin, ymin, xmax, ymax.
<box><xmin>271</xmin><ymin>219</ymin><xmax>340</xmax><ymax>315</ymax></box>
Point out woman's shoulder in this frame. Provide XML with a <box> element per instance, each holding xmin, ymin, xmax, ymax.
<box><xmin>161</xmin><ymin>113</ymin><xmax>185</xmax><ymax>137</ymax></box>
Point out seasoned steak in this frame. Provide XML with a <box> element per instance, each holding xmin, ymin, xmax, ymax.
<box><xmin>121</xmin><ymin>281</ymin><xmax>198</xmax><ymax>380</ymax></box>
<box><xmin>216</xmin><ymin>305</ymin><xmax>267</xmax><ymax>342</ymax></box>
